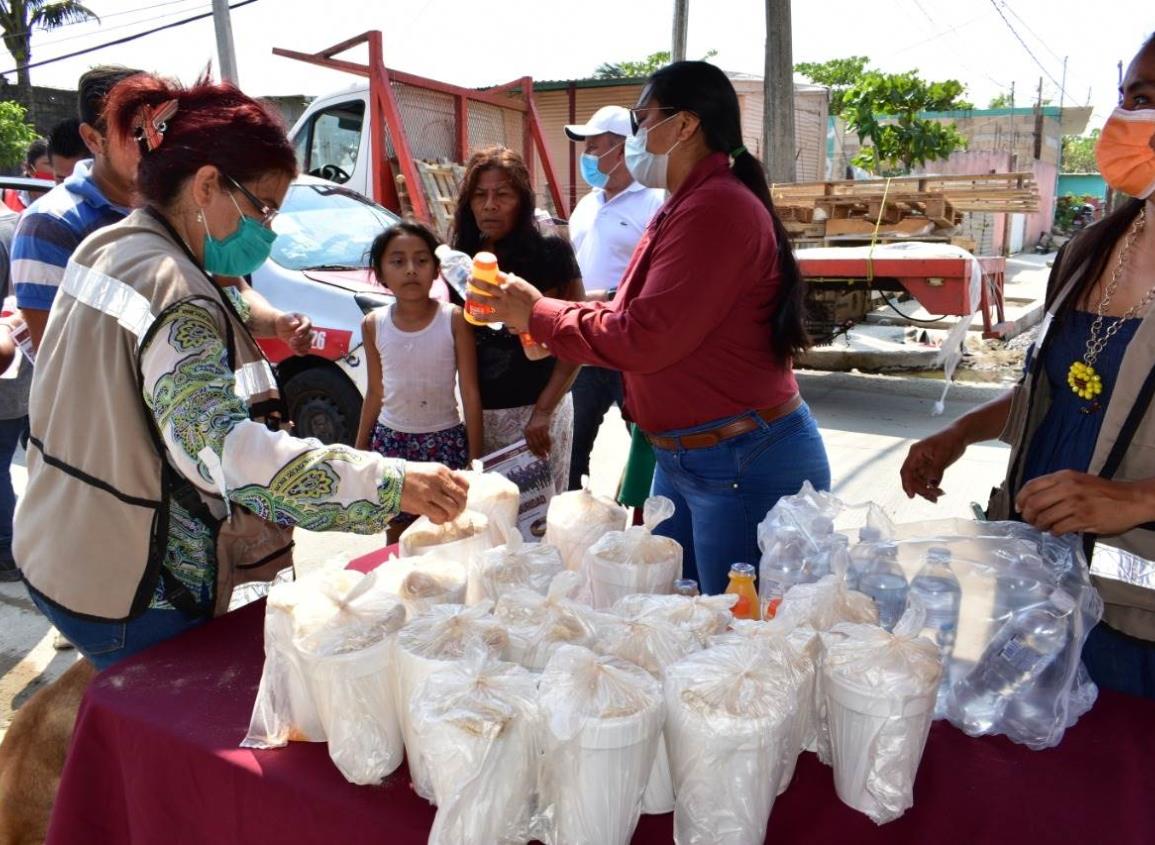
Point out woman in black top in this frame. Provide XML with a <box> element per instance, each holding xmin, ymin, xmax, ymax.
<box><xmin>451</xmin><ymin>146</ymin><xmax>583</xmax><ymax>493</ymax></box>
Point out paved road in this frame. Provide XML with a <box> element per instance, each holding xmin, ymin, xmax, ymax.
<box><xmin>0</xmin><ymin>371</ymin><xmax>1012</xmax><ymax>739</ymax></box>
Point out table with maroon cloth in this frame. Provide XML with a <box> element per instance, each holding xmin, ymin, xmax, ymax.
<box><xmin>47</xmin><ymin>545</ymin><xmax>1155</xmax><ymax>844</ymax></box>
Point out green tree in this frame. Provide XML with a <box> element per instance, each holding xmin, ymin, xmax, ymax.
<box><xmin>0</xmin><ymin>1</ymin><xmax>99</xmax><ymax>112</ymax></box>
<box><xmin>0</xmin><ymin>99</ymin><xmax>39</xmax><ymax>168</ymax></box>
<box><xmin>594</xmin><ymin>49</ymin><xmax>718</xmax><ymax>80</ymax></box>
<box><xmin>1061</xmin><ymin>129</ymin><xmax>1100</xmax><ymax>173</ymax></box>
<box><xmin>793</xmin><ymin>55</ymin><xmax>869</xmax><ymax>116</ymax></box>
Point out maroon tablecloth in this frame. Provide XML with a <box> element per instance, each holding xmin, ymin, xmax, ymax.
<box><xmin>47</xmin><ymin>545</ymin><xmax>1154</xmax><ymax>844</ymax></box>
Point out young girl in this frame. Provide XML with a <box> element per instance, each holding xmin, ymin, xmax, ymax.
<box><xmin>356</xmin><ymin>223</ymin><xmax>483</xmax><ymax>513</ymax></box>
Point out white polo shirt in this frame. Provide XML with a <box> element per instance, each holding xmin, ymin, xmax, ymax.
<box><xmin>569</xmin><ymin>181</ymin><xmax>666</xmax><ymax>290</ymax></box>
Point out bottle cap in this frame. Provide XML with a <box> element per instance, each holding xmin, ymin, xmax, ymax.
<box><xmin>729</xmin><ymin>562</ymin><xmax>755</xmax><ymax>577</ymax></box>
<box><xmin>859</xmin><ymin>525</ymin><xmax>883</xmax><ymax>542</ymax></box>
<box><xmin>674</xmin><ymin>578</ymin><xmax>699</xmax><ymax>595</ymax></box>
<box><xmin>927</xmin><ymin>545</ymin><xmax>952</xmax><ymax>563</ymax></box>
<box><xmin>1049</xmin><ymin>588</ymin><xmax>1076</xmax><ymax>612</ymax></box>
<box><xmin>473</xmin><ymin>251</ymin><xmax>498</xmax><ymax>270</ymax></box>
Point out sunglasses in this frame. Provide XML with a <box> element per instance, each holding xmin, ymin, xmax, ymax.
<box><xmin>227</xmin><ymin>175</ymin><xmax>279</xmax><ymax>227</ymax></box>
<box><xmin>629</xmin><ymin>106</ymin><xmax>678</xmax><ymax>135</ymax></box>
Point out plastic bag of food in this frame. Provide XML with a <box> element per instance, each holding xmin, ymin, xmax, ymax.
<box><xmin>612</xmin><ymin>592</ymin><xmax>737</xmax><ymax>646</ymax></box>
<box><xmin>399</xmin><ymin>509</ymin><xmax>497</xmax><ymax>562</ymax></box>
<box><xmin>820</xmin><ymin>600</ymin><xmax>942</xmax><ymax>824</ymax></box>
<box><xmin>294</xmin><ymin>570</ymin><xmax>407</xmax><ymax>785</ymax></box>
<box><xmin>393</xmin><ymin>602</ymin><xmax>509</xmax><ymax>801</ymax></box>
<box><xmin>534</xmin><ymin>645</ymin><xmax>664</xmax><ymax>845</ymax></box>
<box><xmin>774</xmin><ymin>570</ymin><xmax>879</xmax><ymax>633</ymax></box>
<box><xmin>371</xmin><ymin>551</ymin><xmax>467</xmax><ymax>620</ymax></box>
<box><xmin>413</xmin><ymin>645</ymin><xmax>541</xmax><ymax>845</ymax></box>
<box><xmin>581</xmin><ymin>496</ymin><xmax>682</xmax><ymax>609</ymax></box>
<box><xmin>241</xmin><ymin>568</ymin><xmax>363</xmax><ymax>749</ymax></box>
<box><xmin>664</xmin><ymin>639</ymin><xmax>800</xmax><ymax>845</ymax></box>
<box><xmin>460</xmin><ymin>465</ymin><xmax>521</xmax><ymax>545</ymax></box>
<box><xmin>469</xmin><ymin>532</ymin><xmax>565</xmax><ymax>606</ymax></box>
<box><xmin>595</xmin><ymin>611</ymin><xmax>700</xmax><ymax>814</ymax></box>
<box><xmin>545</xmin><ymin>475</ymin><xmax>628</xmax><ymax>571</ymax></box>
<box><xmin>494</xmin><ymin>571</ymin><xmax>603</xmax><ymax>671</ymax></box>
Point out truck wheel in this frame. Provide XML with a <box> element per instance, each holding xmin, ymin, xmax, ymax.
<box><xmin>283</xmin><ymin>367</ymin><xmax>362</xmax><ymax>446</ymax></box>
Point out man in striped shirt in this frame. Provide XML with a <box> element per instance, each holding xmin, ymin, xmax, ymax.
<box><xmin>13</xmin><ymin>66</ymin><xmax>142</xmax><ymax>350</ymax></box>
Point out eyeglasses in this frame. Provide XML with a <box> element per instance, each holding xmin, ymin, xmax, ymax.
<box><xmin>227</xmin><ymin>175</ymin><xmax>279</xmax><ymax>227</ymax></box>
<box><xmin>629</xmin><ymin>106</ymin><xmax>677</xmax><ymax>135</ymax></box>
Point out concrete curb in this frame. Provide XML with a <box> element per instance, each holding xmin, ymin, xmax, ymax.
<box><xmin>796</xmin><ymin>369</ymin><xmax>1013</xmax><ymax>403</ymax></box>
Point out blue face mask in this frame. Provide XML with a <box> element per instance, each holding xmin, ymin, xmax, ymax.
<box><xmin>202</xmin><ymin>193</ymin><xmax>277</xmax><ymax>277</ymax></box>
<box><xmin>579</xmin><ymin>143</ymin><xmax>624</xmax><ymax>190</ymax></box>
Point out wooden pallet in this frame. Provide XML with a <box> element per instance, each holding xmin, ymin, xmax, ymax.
<box><xmin>395</xmin><ymin>160</ymin><xmax>466</xmax><ymax>239</ymax></box>
<box><xmin>772</xmin><ymin>172</ymin><xmax>1040</xmax><ymax>214</ymax></box>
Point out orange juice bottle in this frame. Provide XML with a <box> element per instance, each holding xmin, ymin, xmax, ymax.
<box><xmin>466</xmin><ymin>252</ymin><xmax>500</xmax><ymax>327</ymax></box>
<box><xmin>519</xmin><ymin>331</ymin><xmax>551</xmax><ymax>361</ymax></box>
<box><xmin>725</xmin><ymin>563</ymin><xmax>761</xmax><ymax>621</ymax></box>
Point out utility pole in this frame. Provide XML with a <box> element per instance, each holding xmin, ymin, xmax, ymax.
<box><xmin>1032</xmin><ymin>76</ymin><xmax>1043</xmax><ymax>160</ymax></box>
<box><xmin>212</xmin><ymin>0</ymin><xmax>239</xmax><ymax>85</ymax></box>
<box><xmin>763</xmin><ymin>0</ymin><xmax>796</xmax><ymax>183</ymax></box>
<box><xmin>1059</xmin><ymin>55</ymin><xmax>1067</xmax><ymax>111</ymax></box>
<box><xmin>672</xmin><ymin>0</ymin><xmax>689</xmax><ymax>63</ymax></box>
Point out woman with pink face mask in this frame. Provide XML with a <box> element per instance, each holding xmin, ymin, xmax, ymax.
<box><xmin>901</xmin><ymin>33</ymin><xmax>1155</xmax><ymax>698</ymax></box>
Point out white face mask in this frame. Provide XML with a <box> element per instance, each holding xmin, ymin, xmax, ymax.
<box><xmin>625</xmin><ymin>113</ymin><xmax>682</xmax><ymax>190</ymax></box>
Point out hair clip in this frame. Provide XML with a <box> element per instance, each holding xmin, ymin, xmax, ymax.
<box><xmin>132</xmin><ymin>98</ymin><xmax>179</xmax><ymax>152</ymax></box>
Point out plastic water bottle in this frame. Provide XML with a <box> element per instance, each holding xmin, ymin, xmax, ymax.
<box><xmin>759</xmin><ymin>541</ymin><xmax>808</xmax><ymax>620</ymax></box>
<box><xmin>434</xmin><ymin>245</ymin><xmax>502</xmax><ymax>330</ymax></box>
<box><xmin>910</xmin><ymin>546</ymin><xmax>962</xmax><ymax>716</ymax></box>
<box><xmin>857</xmin><ymin>543</ymin><xmax>908</xmax><ymax>631</ymax></box>
<box><xmin>846</xmin><ymin>525</ymin><xmax>884</xmax><ymax>591</ymax></box>
<box><xmin>802</xmin><ymin>517</ymin><xmax>843</xmax><ymax>581</ymax></box>
<box><xmin>674</xmin><ymin>578</ymin><xmax>700</xmax><ymax>597</ymax></box>
<box><xmin>948</xmin><ymin>589</ymin><xmax>1075</xmax><ymax>735</ymax></box>
<box><xmin>993</xmin><ymin>552</ymin><xmax>1048</xmax><ymax>619</ymax></box>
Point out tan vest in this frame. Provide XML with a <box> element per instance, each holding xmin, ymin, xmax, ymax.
<box><xmin>15</xmin><ymin>209</ymin><xmax>290</xmax><ymax>622</ymax></box>
<box><xmin>991</xmin><ymin>240</ymin><xmax>1155</xmax><ymax>639</ymax></box>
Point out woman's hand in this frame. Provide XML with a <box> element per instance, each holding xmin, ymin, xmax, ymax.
<box><xmin>468</xmin><ymin>272</ymin><xmax>541</xmax><ymax>334</ymax></box>
<box><xmin>900</xmin><ymin>427</ymin><xmax>968</xmax><ymax>502</ymax></box>
<box><xmin>1016</xmin><ymin>470</ymin><xmax>1155</xmax><ymax>536</ymax></box>
<box><xmin>524</xmin><ymin>407</ymin><xmax>553</xmax><ymax>458</ymax></box>
<box><xmin>399</xmin><ymin>462</ymin><xmax>470</xmax><ymax>524</ymax></box>
<box><xmin>275</xmin><ymin>311</ymin><xmax>315</xmax><ymax>356</ymax></box>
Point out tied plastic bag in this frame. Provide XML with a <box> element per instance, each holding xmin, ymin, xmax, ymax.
<box><xmin>393</xmin><ymin>602</ymin><xmax>509</xmax><ymax>801</ymax></box>
<box><xmin>460</xmin><ymin>465</ymin><xmax>521</xmax><ymax>546</ymax></box>
<box><xmin>545</xmin><ymin>475</ymin><xmax>628</xmax><ymax>571</ymax></box>
<box><xmin>664</xmin><ymin>640</ymin><xmax>801</xmax><ymax>845</ymax></box>
<box><xmin>469</xmin><ymin>532</ymin><xmax>565</xmax><ymax>606</ymax></box>
<box><xmin>241</xmin><ymin>568</ymin><xmax>363</xmax><ymax>749</ymax></box>
<box><xmin>596</xmin><ymin>610</ymin><xmax>702</xmax><ymax>815</ymax></box>
<box><xmin>372</xmin><ymin>551</ymin><xmax>467</xmax><ymax>620</ymax></box>
<box><xmin>612</xmin><ymin>592</ymin><xmax>738</xmax><ymax>646</ymax></box>
<box><xmin>494</xmin><ymin>571</ymin><xmax>602</xmax><ymax>671</ymax></box>
<box><xmin>413</xmin><ymin>646</ymin><xmax>541</xmax><ymax>845</ymax></box>
<box><xmin>581</xmin><ymin>496</ymin><xmax>683</xmax><ymax>609</ymax></box>
<box><xmin>294</xmin><ymin>571</ymin><xmax>407</xmax><ymax>785</ymax></box>
<box><xmin>820</xmin><ymin>600</ymin><xmax>942</xmax><ymax>824</ymax></box>
<box><xmin>535</xmin><ymin>645</ymin><xmax>665</xmax><ymax>845</ymax></box>
<box><xmin>774</xmin><ymin>572</ymin><xmax>880</xmax><ymax>633</ymax></box>
<box><xmin>399</xmin><ymin>509</ymin><xmax>496</xmax><ymax>561</ymax></box>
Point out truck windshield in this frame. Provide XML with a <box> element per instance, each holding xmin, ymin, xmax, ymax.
<box><xmin>270</xmin><ymin>182</ymin><xmax>401</xmax><ymax>271</ymax></box>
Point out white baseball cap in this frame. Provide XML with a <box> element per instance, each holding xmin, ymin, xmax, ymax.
<box><xmin>564</xmin><ymin>105</ymin><xmax>632</xmax><ymax>141</ymax></box>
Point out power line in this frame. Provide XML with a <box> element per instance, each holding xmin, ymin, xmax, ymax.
<box><xmin>987</xmin><ymin>0</ymin><xmax>1073</xmax><ymax>102</ymax></box>
<box><xmin>999</xmin><ymin>0</ymin><xmax>1065</xmax><ymax>65</ymax></box>
<box><xmin>31</xmin><ymin>3</ymin><xmax>213</xmax><ymax>51</ymax></box>
<box><xmin>0</xmin><ymin>0</ymin><xmax>205</xmax><ymax>45</ymax></box>
<box><xmin>904</xmin><ymin>0</ymin><xmax>1008</xmax><ymax>90</ymax></box>
<box><xmin>0</xmin><ymin>0</ymin><xmax>260</xmax><ymax>77</ymax></box>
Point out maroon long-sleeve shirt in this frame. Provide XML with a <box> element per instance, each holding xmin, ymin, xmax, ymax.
<box><xmin>529</xmin><ymin>152</ymin><xmax>798</xmax><ymax>433</ymax></box>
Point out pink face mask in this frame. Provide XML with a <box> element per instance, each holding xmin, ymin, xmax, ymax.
<box><xmin>1095</xmin><ymin>107</ymin><xmax>1155</xmax><ymax>199</ymax></box>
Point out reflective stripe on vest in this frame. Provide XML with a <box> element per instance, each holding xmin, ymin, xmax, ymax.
<box><xmin>60</xmin><ymin>261</ymin><xmax>276</xmax><ymax>404</ymax></box>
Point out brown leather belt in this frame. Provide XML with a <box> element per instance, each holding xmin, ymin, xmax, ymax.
<box><xmin>645</xmin><ymin>394</ymin><xmax>804</xmax><ymax>451</ymax></box>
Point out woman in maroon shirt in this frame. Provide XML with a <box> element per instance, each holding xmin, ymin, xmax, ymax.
<box><xmin>472</xmin><ymin>61</ymin><xmax>830</xmax><ymax>594</ymax></box>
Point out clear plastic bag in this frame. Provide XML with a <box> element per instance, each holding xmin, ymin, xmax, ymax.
<box><xmin>413</xmin><ymin>646</ymin><xmax>541</xmax><ymax>845</ymax></box>
<box><xmin>535</xmin><ymin>645</ymin><xmax>665</xmax><ymax>845</ymax></box>
<box><xmin>293</xmin><ymin>570</ymin><xmax>407</xmax><ymax>785</ymax></box>
<box><xmin>460</xmin><ymin>465</ymin><xmax>522</xmax><ymax>546</ymax></box>
<box><xmin>774</xmin><ymin>571</ymin><xmax>880</xmax><ymax>633</ymax></box>
<box><xmin>612</xmin><ymin>592</ymin><xmax>738</xmax><ymax>646</ymax></box>
<box><xmin>373</xmin><ymin>551</ymin><xmax>467</xmax><ymax>620</ymax></box>
<box><xmin>545</xmin><ymin>475</ymin><xmax>628</xmax><ymax>571</ymax></box>
<box><xmin>393</xmin><ymin>602</ymin><xmax>510</xmax><ymax>801</ymax></box>
<box><xmin>494</xmin><ymin>571</ymin><xmax>603</xmax><ymax>671</ymax></box>
<box><xmin>664</xmin><ymin>639</ymin><xmax>801</xmax><ymax>845</ymax></box>
<box><xmin>398</xmin><ymin>509</ymin><xmax>496</xmax><ymax>562</ymax></box>
<box><xmin>820</xmin><ymin>600</ymin><xmax>942</xmax><ymax>824</ymax></box>
<box><xmin>581</xmin><ymin>496</ymin><xmax>683</xmax><ymax>609</ymax></box>
<box><xmin>469</xmin><ymin>532</ymin><xmax>565</xmax><ymax>606</ymax></box>
<box><xmin>241</xmin><ymin>568</ymin><xmax>363</xmax><ymax>749</ymax></box>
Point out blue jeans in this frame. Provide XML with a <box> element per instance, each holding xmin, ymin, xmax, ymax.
<box><xmin>28</xmin><ymin>588</ymin><xmax>207</xmax><ymax>671</ymax></box>
<box><xmin>650</xmin><ymin>404</ymin><xmax>831</xmax><ymax>595</ymax></box>
<box><xmin>1081</xmin><ymin>621</ymin><xmax>1155</xmax><ymax>699</ymax></box>
<box><xmin>568</xmin><ymin>366</ymin><xmax>624</xmax><ymax>490</ymax></box>
<box><xmin>0</xmin><ymin>415</ymin><xmax>27</xmax><ymax>561</ymax></box>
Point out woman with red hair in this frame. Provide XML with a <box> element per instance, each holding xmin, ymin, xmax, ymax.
<box><xmin>13</xmin><ymin>74</ymin><xmax>468</xmax><ymax>670</ymax></box>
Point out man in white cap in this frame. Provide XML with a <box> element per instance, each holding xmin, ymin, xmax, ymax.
<box><xmin>563</xmin><ymin>105</ymin><xmax>665</xmax><ymax>490</ymax></box>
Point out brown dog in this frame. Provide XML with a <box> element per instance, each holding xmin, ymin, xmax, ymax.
<box><xmin>0</xmin><ymin>658</ymin><xmax>95</xmax><ymax>845</ymax></box>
